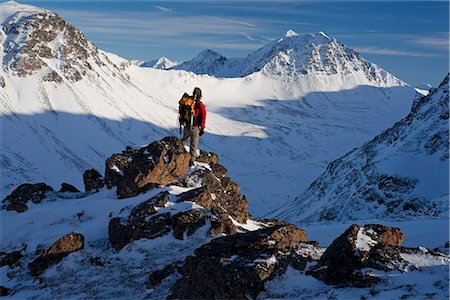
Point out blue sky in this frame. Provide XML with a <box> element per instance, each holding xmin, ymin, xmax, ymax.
<box><xmin>17</xmin><ymin>1</ymin><xmax>449</xmax><ymax>86</ymax></box>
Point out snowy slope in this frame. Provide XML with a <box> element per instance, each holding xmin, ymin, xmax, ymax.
<box><xmin>275</xmin><ymin>74</ymin><xmax>449</xmax><ymax>222</ymax></box>
<box><xmin>0</xmin><ymin>2</ymin><xmax>417</xmax><ymax>217</ymax></box>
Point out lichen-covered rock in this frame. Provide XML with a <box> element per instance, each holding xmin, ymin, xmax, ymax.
<box><xmin>169</xmin><ymin>223</ymin><xmax>306</xmax><ymax>299</ymax></box>
<box><xmin>29</xmin><ymin>232</ymin><xmax>84</xmax><ymax>276</ymax></box>
<box><xmin>2</xmin><ymin>183</ymin><xmax>54</xmax><ymax>212</ymax></box>
<box><xmin>105</xmin><ymin>137</ymin><xmax>190</xmax><ymax>198</ymax></box>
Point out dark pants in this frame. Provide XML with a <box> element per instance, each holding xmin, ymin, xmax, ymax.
<box><xmin>181</xmin><ymin>126</ymin><xmax>200</xmax><ymax>164</ymax></box>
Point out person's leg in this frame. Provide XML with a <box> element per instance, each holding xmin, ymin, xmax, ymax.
<box><xmin>190</xmin><ymin>126</ymin><xmax>200</xmax><ymax>164</ymax></box>
<box><xmin>181</xmin><ymin>126</ymin><xmax>190</xmax><ymax>147</ymax></box>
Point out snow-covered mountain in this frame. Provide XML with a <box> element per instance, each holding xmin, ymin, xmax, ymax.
<box><xmin>172</xmin><ymin>29</ymin><xmax>404</xmax><ymax>87</ymax></box>
<box><xmin>140</xmin><ymin>57</ymin><xmax>179</xmax><ymax>69</ymax></box>
<box><xmin>275</xmin><ymin>74</ymin><xmax>449</xmax><ymax>222</ymax></box>
<box><xmin>0</xmin><ymin>1</ymin><xmax>417</xmax><ymax>217</ymax></box>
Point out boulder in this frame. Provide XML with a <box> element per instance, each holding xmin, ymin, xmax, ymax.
<box><xmin>309</xmin><ymin>224</ymin><xmax>405</xmax><ymax>287</ymax></box>
<box><xmin>196</xmin><ymin>150</ymin><xmax>219</xmax><ymax>165</ymax></box>
<box><xmin>104</xmin><ymin>137</ymin><xmax>190</xmax><ymax>198</ymax></box>
<box><xmin>171</xmin><ymin>209</ymin><xmax>207</xmax><ymax>240</ymax></box>
<box><xmin>29</xmin><ymin>232</ymin><xmax>84</xmax><ymax>276</ymax></box>
<box><xmin>2</xmin><ymin>183</ymin><xmax>54</xmax><ymax>212</ymax></box>
<box><xmin>0</xmin><ymin>250</ymin><xmax>23</xmax><ymax>267</ymax></box>
<box><xmin>82</xmin><ymin>169</ymin><xmax>104</xmax><ymax>192</ymax></box>
<box><xmin>59</xmin><ymin>182</ymin><xmax>80</xmax><ymax>193</ymax></box>
<box><xmin>0</xmin><ymin>285</ymin><xmax>11</xmax><ymax>296</ymax></box>
<box><xmin>169</xmin><ymin>223</ymin><xmax>306</xmax><ymax>299</ymax></box>
<box><xmin>109</xmin><ymin>203</ymin><xmax>172</xmax><ymax>250</ymax></box>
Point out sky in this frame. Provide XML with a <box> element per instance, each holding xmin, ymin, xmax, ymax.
<box><xmin>15</xmin><ymin>0</ymin><xmax>449</xmax><ymax>87</ymax></box>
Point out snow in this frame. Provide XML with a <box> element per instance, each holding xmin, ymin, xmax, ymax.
<box><xmin>254</xmin><ymin>254</ymin><xmax>277</xmax><ymax>264</ymax></box>
<box><xmin>355</xmin><ymin>227</ymin><xmax>377</xmax><ymax>252</ymax></box>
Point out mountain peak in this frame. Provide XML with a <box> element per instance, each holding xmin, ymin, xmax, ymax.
<box><xmin>284</xmin><ymin>29</ymin><xmax>299</xmax><ymax>37</ymax></box>
<box><xmin>0</xmin><ymin>0</ymin><xmax>48</xmax><ymax>24</ymax></box>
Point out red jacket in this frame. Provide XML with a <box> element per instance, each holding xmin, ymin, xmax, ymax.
<box><xmin>194</xmin><ymin>101</ymin><xmax>206</xmax><ymax>129</ymax></box>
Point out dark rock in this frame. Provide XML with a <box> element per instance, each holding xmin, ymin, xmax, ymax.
<box><xmin>152</xmin><ymin>191</ymin><xmax>170</xmax><ymax>208</ymax></box>
<box><xmin>171</xmin><ymin>209</ymin><xmax>206</xmax><ymax>240</ymax></box>
<box><xmin>109</xmin><ymin>211</ymin><xmax>172</xmax><ymax>251</ymax></box>
<box><xmin>169</xmin><ymin>223</ymin><xmax>306</xmax><ymax>299</ymax></box>
<box><xmin>59</xmin><ymin>182</ymin><xmax>80</xmax><ymax>193</ymax></box>
<box><xmin>0</xmin><ymin>285</ymin><xmax>11</xmax><ymax>296</ymax></box>
<box><xmin>147</xmin><ymin>261</ymin><xmax>183</xmax><ymax>289</ymax></box>
<box><xmin>105</xmin><ymin>137</ymin><xmax>190</xmax><ymax>198</ymax></box>
<box><xmin>209</xmin><ymin>213</ymin><xmax>238</xmax><ymax>236</ymax></box>
<box><xmin>2</xmin><ymin>183</ymin><xmax>54</xmax><ymax>212</ymax></box>
<box><xmin>108</xmin><ymin>218</ymin><xmax>133</xmax><ymax>251</ymax></box>
<box><xmin>82</xmin><ymin>169</ymin><xmax>104</xmax><ymax>192</ymax></box>
<box><xmin>0</xmin><ymin>250</ymin><xmax>23</xmax><ymax>267</ymax></box>
<box><xmin>29</xmin><ymin>232</ymin><xmax>84</xmax><ymax>276</ymax></box>
<box><xmin>445</xmin><ymin>241</ymin><xmax>449</xmax><ymax>248</ymax></box>
<box><xmin>310</xmin><ymin>223</ymin><xmax>405</xmax><ymax>287</ymax></box>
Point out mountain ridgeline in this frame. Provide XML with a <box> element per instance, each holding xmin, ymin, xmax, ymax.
<box><xmin>276</xmin><ymin>74</ymin><xmax>449</xmax><ymax>222</ymax></box>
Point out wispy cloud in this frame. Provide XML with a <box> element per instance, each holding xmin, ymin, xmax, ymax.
<box><xmin>354</xmin><ymin>46</ymin><xmax>433</xmax><ymax>57</ymax></box>
<box><xmin>206</xmin><ymin>16</ymin><xmax>256</xmax><ymax>27</ymax></box>
<box><xmin>409</xmin><ymin>36</ymin><xmax>449</xmax><ymax>50</ymax></box>
<box><xmin>240</xmin><ymin>32</ymin><xmax>256</xmax><ymax>41</ymax></box>
<box><xmin>154</xmin><ymin>5</ymin><xmax>172</xmax><ymax>13</ymax></box>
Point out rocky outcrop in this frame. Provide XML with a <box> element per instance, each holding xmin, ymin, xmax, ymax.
<box><xmin>59</xmin><ymin>182</ymin><xmax>80</xmax><ymax>193</ymax></box>
<box><xmin>82</xmin><ymin>169</ymin><xmax>104</xmax><ymax>192</ymax></box>
<box><xmin>147</xmin><ymin>261</ymin><xmax>183</xmax><ymax>289</ymax></box>
<box><xmin>0</xmin><ymin>250</ymin><xmax>23</xmax><ymax>267</ymax></box>
<box><xmin>168</xmin><ymin>223</ymin><xmax>306</xmax><ymax>299</ymax></box>
<box><xmin>2</xmin><ymin>183</ymin><xmax>54</xmax><ymax>212</ymax></box>
<box><xmin>309</xmin><ymin>224</ymin><xmax>405</xmax><ymax>287</ymax></box>
<box><xmin>105</xmin><ymin>137</ymin><xmax>190</xmax><ymax>198</ymax></box>
<box><xmin>0</xmin><ymin>285</ymin><xmax>11</xmax><ymax>296</ymax></box>
<box><xmin>29</xmin><ymin>232</ymin><xmax>84</xmax><ymax>276</ymax></box>
<box><xmin>171</xmin><ymin>210</ymin><xmax>207</xmax><ymax>240</ymax></box>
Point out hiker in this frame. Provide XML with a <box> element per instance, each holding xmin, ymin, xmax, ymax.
<box><xmin>178</xmin><ymin>87</ymin><xmax>206</xmax><ymax>165</ymax></box>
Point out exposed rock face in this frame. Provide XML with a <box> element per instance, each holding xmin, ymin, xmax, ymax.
<box><xmin>2</xmin><ymin>183</ymin><xmax>54</xmax><ymax>212</ymax></box>
<box><xmin>309</xmin><ymin>224</ymin><xmax>405</xmax><ymax>287</ymax></box>
<box><xmin>178</xmin><ymin>168</ymin><xmax>250</xmax><ymax>224</ymax></box>
<box><xmin>59</xmin><ymin>182</ymin><xmax>80</xmax><ymax>193</ymax></box>
<box><xmin>82</xmin><ymin>169</ymin><xmax>104</xmax><ymax>192</ymax></box>
<box><xmin>105</xmin><ymin>137</ymin><xmax>190</xmax><ymax>198</ymax></box>
<box><xmin>29</xmin><ymin>232</ymin><xmax>84</xmax><ymax>276</ymax></box>
<box><xmin>169</xmin><ymin>223</ymin><xmax>306</xmax><ymax>299</ymax></box>
<box><xmin>171</xmin><ymin>210</ymin><xmax>207</xmax><ymax>240</ymax></box>
<box><xmin>2</xmin><ymin>9</ymin><xmax>102</xmax><ymax>81</ymax></box>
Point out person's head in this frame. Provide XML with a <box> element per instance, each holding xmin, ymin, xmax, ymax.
<box><xmin>193</xmin><ymin>87</ymin><xmax>202</xmax><ymax>101</ymax></box>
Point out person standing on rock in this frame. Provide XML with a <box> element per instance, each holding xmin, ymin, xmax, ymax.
<box><xmin>179</xmin><ymin>87</ymin><xmax>206</xmax><ymax>166</ymax></box>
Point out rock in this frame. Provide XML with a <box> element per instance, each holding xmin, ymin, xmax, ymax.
<box><xmin>2</xmin><ymin>183</ymin><xmax>54</xmax><ymax>212</ymax></box>
<box><xmin>171</xmin><ymin>209</ymin><xmax>206</xmax><ymax>240</ymax></box>
<box><xmin>178</xmin><ymin>169</ymin><xmax>250</xmax><ymax>224</ymax></box>
<box><xmin>109</xmin><ymin>210</ymin><xmax>172</xmax><ymax>250</ymax></box>
<box><xmin>209</xmin><ymin>213</ymin><xmax>238</xmax><ymax>236</ymax></box>
<box><xmin>152</xmin><ymin>191</ymin><xmax>170</xmax><ymax>207</ymax></box>
<box><xmin>29</xmin><ymin>232</ymin><xmax>84</xmax><ymax>276</ymax></box>
<box><xmin>0</xmin><ymin>285</ymin><xmax>11</xmax><ymax>296</ymax></box>
<box><xmin>196</xmin><ymin>150</ymin><xmax>219</xmax><ymax>165</ymax></box>
<box><xmin>82</xmin><ymin>169</ymin><xmax>104</xmax><ymax>192</ymax></box>
<box><xmin>147</xmin><ymin>261</ymin><xmax>183</xmax><ymax>289</ymax></box>
<box><xmin>59</xmin><ymin>182</ymin><xmax>80</xmax><ymax>193</ymax></box>
<box><xmin>309</xmin><ymin>223</ymin><xmax>404</xmax><ymax>287</ymax></box>
<box><xmin>445</xmin><ymin>241</ymin><xmax>449</xmax><ymax>248</ymax></box>
<box><xmin>105</xmin><ymin>137</ymin><xmax>190</xmax><ymax>198</ymax></box>
<box><xmin>169</xmin><ymin>223</ymin><xmax>306</xmax><ymax>299</ymax></box>
<box><xmin>0</xmin><ymin>250</ymin><xmax>23</xmax><ymax>267</ymax></box>
<box><xmin>210</xmin><ymin>163</ymin><xmax>227</xmax><ymax>177</ymax></box>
